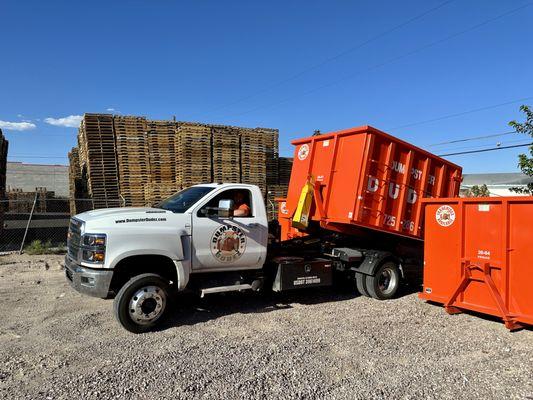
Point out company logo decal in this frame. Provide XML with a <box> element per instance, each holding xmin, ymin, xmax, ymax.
<box><xmin>297</xmin><ymin>144</ymin><xmax>310</xmax><ymax>161</ymax></box>
<box><xmin>280</xmin><ymin>201</ymin><xmax>288</xmax><ymax>215</ymax></box>
<box><xmin>211</xmin><ymin>225</ymin><xmax>247</xmax><ymax>262</ymax></box>
<box><xmin>435</xmin><ymin>205</ymin><xmax>456</xmax><ymax>227</ymax></box>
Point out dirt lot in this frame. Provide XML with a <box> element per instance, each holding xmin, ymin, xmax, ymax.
<box><xmin>0</xmin><ymin>254</ymin><xmax>531</xmax><ymax>399</ymax></box>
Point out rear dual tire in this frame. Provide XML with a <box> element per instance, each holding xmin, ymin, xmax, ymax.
<box><xmin>356</xmin><ymin>261</ymin><xmax>401</xmax><ymax>300</ymax></box>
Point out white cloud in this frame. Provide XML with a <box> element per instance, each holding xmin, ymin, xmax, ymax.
<box><xmin>44</xmin><ymin>115</ymin><xmax>83</xmax><ymax>128</ymax></box>
<box><xmin>106</xmin><ymin>108</ymin><xmax>115</xmax><ymax>112</ymax></box>
<box><xmin>0</xmin><ymin>120</ymin><xmax>37</xmax><ymax>131</ymax></box>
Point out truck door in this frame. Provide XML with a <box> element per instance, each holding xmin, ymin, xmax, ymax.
<box><xmin>191</xmin><ymin>188</ymin><xmax>266</xmax><ymax>271</ymax></box>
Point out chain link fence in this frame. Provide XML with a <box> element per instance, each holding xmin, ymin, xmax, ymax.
<box><xmin>0</xmin><ymin>197</ymin><xmax>94</xmax><ymax>253</ymax></box>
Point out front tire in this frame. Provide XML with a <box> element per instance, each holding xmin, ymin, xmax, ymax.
<box><xmin>113</xmin><ymin>273</ymin><xmax>171</xmax><ymax>333</ymax></box>
<box><xmin>365</xmin><ymin>261</ymin><xmax>401</xmax><ymax>300</ymax></box>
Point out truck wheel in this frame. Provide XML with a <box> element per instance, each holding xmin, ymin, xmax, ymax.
<box><xmin>113</xmin><ymin>273</ymin><xmax>171</xmax><ymax>333</ymax></box>
<box><xmin>355</xmin><ymin>272</ymin><xmax>370</xmax><ymax>297</ymax></box>
<box><xmin>365</xmin><ymin>261</ymin><xmax>401</xmax><ymax>300</ymax></box>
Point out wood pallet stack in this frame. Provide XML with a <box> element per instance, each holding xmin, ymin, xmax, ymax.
<box><xmin>175</xmin><ymin>122</ymin><xmax>212</xmax><ymax>189</ymax></box>
<box><xmin>114</xmin><ymin>116</ymin><xmax>151</xmax><ymax>206</ymax></box>
<box><xmin>0</xmin><ymin>129</ymin><xmax>7</xmax><ymax>227</ymax></box>
<box><xmin>240</xmin><ymin>128</ymin><xmax>267</xmax><ymax>194</ymax></box>
<box><xmin>70</xmin><ymin>114</ymin><xmax>283</xmax><ymax>212</ymax></box>
<box><xmin>145</xmin><ymin>120</ymin><xmax>178</xmax><ymax>204</ymax></box>
<box><xmin>212</xmin><ymin>126</ymin><xmax>241</xmax><ymax>183</ymax></box>
<box><xmin>266</xmin><ymin>184</ymin><xmax>288</xmax><ymax>220</ymax></box>
<box><xmin>0</xmin><ymin>129</ymin><xmax>8</xmax><ymax>198</ymax></box>
<box><xmin>7</xmin><ymin>188</ymin><xmax>52</xmax><ymax>213</ymax></box>
<box><xmin>278</xmin><ymin>157</ymin><xmax>293</xmax><ymax>186</ymax></box>
<box><xmin>256</xmin><ymin>127</ymin><xmax>279</xmax><ymax>188</ymax></box>
<box><xmin>78</xmin><ymin>114</ymin><xmax>121</xmax><ymax>208</ymax></box>
<box><xmin>68</xmin><ymin>148</ymin><xmax>81</xmax><ymax>214</ymax></box>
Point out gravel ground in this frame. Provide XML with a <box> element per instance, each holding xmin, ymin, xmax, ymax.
<box><xmin>0</xmin><ymin>254</ymin><xmax>531</xmax><ymax>399</ymax></box>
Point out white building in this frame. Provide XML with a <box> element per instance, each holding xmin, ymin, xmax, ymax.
<box><xmin>461</xmin><ymin>173</ymin><xmax>532</xmax><ymax>197</ymax></box>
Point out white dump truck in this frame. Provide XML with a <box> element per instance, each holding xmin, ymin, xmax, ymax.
<box><xmin>65</xmin><ymin>126</ymin><xmax>461</xmax><ymax>333</ymax></box>
<box><xmin>65</xmin><ymin>182</ymin><xmax>422</xmax><ymax>333</ymax></box>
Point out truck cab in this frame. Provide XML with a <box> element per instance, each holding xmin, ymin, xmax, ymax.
<box><xmin>65</xmin><ymin>183</ymin><xmax>269</xmax><ymax>332</ymax></box>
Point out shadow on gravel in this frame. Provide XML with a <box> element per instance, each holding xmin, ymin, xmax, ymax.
<box><xmin>423</xmin><ymin>300</ymin><xmax>533</xmax><ymax>333</ymax></box>
<box><xmin>156</xmin><ymin>282</ymin><xmax>422</xmax><ymax>332</ymax></box>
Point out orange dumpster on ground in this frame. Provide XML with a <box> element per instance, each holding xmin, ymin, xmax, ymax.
<box><xmin>420</xmin><ymin>196</ymin><xmax>533</xmax><ymax>330</ymax></box>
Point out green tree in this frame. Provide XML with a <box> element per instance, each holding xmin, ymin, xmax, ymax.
<box><xmin>467</xmin><ymin>184</ymin><xmax>490</xmax><ymax>197</ymax></box>
<box><xmin>509</xmin><ymin>105</ymin><xmax>533</xmax><ymax>194</ymax></box>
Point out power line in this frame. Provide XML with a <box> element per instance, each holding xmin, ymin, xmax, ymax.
<box><xmin>389</xmin><ymin>96</ymin><xmax>533</xmax><ymax>131</ymax></box>
<box><xmin>428</xmin><ymin>130</ymin><xmax>518</xmax><ymax>146</ymax></box>
<box><xmin>217</xmin><ymin>2</ymin><xmax>533</xmax><ymax>119</ymax></box>
<box><xmin>436</xmin><ymin>138</ymin><xmax>532</xmax><ymax>154</ymax></box>
<box><xmin>439</xmin><ymin>142</ymin><xmax>532</xmax><ymax>157</ymax></box>
<box><xmin>193</xmin><ymin>0</ymin><xmax>456</xmax><ymax>119</ymax></box>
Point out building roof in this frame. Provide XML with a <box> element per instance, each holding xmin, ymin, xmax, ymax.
<box><xmin>462</xmin><ymin>172</ymin><xmax>533</xmax><ymax>187</ymax></box>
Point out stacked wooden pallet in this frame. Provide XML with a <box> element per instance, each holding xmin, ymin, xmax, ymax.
<box><xmin>278</xmin><ymin>157</ymin><xmax>293</xmax><ymax>186</ymax></box>
<box><xmin>145</xmin><ymin>120</ymin><xmax>178</xmax><ymax>204</ymax></box>
<box><xmin>68</xmin><ymin>148</ymin><xmax>81</xmax><ymax>214</ymax></box>
<box><xmin>114</xmin><ymin>116</ymin><xmax>151</xmax><ymax>206</ymax></box>
<box><xmin>240</xmin><ymin>128</ymin><xmax>267</xmax><ymax>194</ymax></box>
<box><xmin>0</xmin><ymin>129</ymin><xmax>8</xmax><ymax>199</ymax></box>
<box><xmin>70</xmin><ymin>114</ymin><xmax>284</xmax><ymax>212</ymax></box>
<box><xmin>78</xmin><ymin>114</ymin><xmax>121</xmax><ymax>208</ymax></box>
<box><xmin>0</xmin><ymin>129</ymin><xmax>7</xmax><ymax>228</ymax></box>
<box><xmin>256</xmin><ymin>127</ymin><xmax>279</xmax><ymax>187</ymax></box>
<box><xmin>175</xmin><ymin>122</ymin><xmax>212</xmax><ymax>189</ymax></box>
<box><xmin>212</xmin><ymin>126</ymin><xmax>241</xmax><ymax>183</ymax></box>
<box><xmin>7</xmin><ymin>188</ymin><xmax>52</xmax><ymax>213</ymax></box>
<box><xmin>266</xmin><ymin>184</ymin><xmax>288</xmax><ymax>220</ymax></box>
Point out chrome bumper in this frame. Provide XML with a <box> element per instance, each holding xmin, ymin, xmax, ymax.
<box><xmin>64</xmin><ymin>256</ymin><xmax>113</xmax><ymax>299</ymax></box>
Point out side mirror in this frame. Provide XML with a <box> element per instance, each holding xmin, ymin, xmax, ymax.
<box><xmin>217</xmin><ymin>199</ymin><xmax>234</xmax><ymax>218</ymax></box>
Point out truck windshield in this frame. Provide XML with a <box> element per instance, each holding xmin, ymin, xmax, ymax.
<box><xmin>157</xmin><ymin>186</ymin><xmax>215</xmax><ymax>213</ymax></box>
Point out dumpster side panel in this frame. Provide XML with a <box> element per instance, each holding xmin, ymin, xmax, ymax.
<box><xmin>420</xmin><ymin>202</ymin><xmax>462</xmax><ymax>303</ymax></box>
<box><xmin>325</xmin><ymin>133</ymin><xmax>367</xmax><ymax>223</ymax></box>
<box><xmin>508</xmin><ymin>203</ymin><xmax>533</xmax><ymax>322</ymax></box>
<box><xmin>461</xmin><ymin>202</ymin><xmax>504</xmax><ymax>315</ymax></box>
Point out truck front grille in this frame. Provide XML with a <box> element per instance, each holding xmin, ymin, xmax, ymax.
<box><xmin>67</xmin><ymin>218</ymin><xmax>82</xmax><ymax>261</ymax></box>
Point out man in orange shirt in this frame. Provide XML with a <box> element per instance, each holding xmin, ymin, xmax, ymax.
<box><xmin>233</xmin><ymin>191</ymin><xmax>251</xmax><ymax>217</ymax></box>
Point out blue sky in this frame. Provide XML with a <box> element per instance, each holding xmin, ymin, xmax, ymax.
<box><xmin>1</xmin><ymin>0</ymin><xmax>532</xmax><ymax>173</ymax></box>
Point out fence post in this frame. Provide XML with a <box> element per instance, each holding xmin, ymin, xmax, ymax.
<box><xmin>19</xmin><ymin>192</ymin><xmax>38</xmax><ymax>254</ymax></box>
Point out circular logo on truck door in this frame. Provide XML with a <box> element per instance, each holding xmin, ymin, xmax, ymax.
<box><xmin>211</xmin><ymin>225</ymin><xmax>247</xmax><ymax>263</ymax></box>
<box><xmin>435</xmin><ymin>205</ymin><xmax>456</xmax><ymax>227</ymax></box>
<box><xmin>297</xmin><ymin>144</ymin><xmax>310</xmax><ymax>161</ymax></box>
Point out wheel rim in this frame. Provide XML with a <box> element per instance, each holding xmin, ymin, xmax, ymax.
<box><xmin>128</xmin><ymin>285</ymin><xmax>166</xmax><ymax>325</ymax></box>
<box><xmin>378</xmin><ymin>267</ymin><xmax>397</xmax><ymax>295</ymax></box>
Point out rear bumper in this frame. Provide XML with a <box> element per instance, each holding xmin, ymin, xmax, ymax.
<box><xmin>64</xmin><ymin>256</ymin><xmax>113</xmax><ymax>298</ymax></box>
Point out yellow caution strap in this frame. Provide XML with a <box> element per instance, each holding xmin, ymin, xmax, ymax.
<box><xmin>292</xmin><ymin>179</ymin><xmax>314</xmax><ymax>230</ymax></box>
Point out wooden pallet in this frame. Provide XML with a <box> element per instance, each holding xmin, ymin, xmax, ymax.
<box><xmin>212</xmin><ymin>126</ymin><xmax>240</xmax><ymax>183</ymax></box>
<box><xmin>78</xmin><ymin>114</ymin><xmax>121</xmax><ymax>208</ymax></box>
<box><xmin>114</xmin><ymin>116</ymin><xmax>151</xmax><ymax>206</ymax></box>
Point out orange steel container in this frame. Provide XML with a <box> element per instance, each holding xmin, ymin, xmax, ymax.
<box><xmin>280</xmin><ymin>125</ymin><xmax>462</xmax><ymax>240</ymax></box>
<box><xmin>420</xmin><ymin>197</ymin><xmax>533</xmax><ymax>330</ymax></box>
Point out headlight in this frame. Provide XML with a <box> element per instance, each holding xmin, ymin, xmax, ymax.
<box><xmin>83</xmin><ymin>234</ymin><xmax>106</xmax><ymax>247</ymax></box>
<box><xmin>82</xmin><ymin>249</ymin><xmax>106</xmax><ymax>263</ymax></box>
<box><xmin>81</xmin><ymin>233</ymin><xmax>106</xmax><ymax>264</ymax></box>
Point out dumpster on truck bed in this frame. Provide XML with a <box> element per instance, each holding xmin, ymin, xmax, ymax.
<box><xmin>278</xmin><ymin>125</ymin><xmax>462</xmax><ymax>241</ymax></box>
<box><xmin>420</xmin><ymin>196</ymin><xmax>533</xmax><ymax>330</ymax></box>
